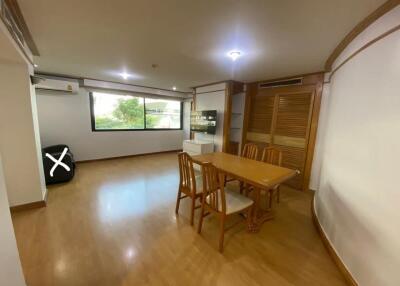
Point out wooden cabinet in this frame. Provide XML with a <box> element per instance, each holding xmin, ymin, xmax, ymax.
<box><xmin>243</xmin><ymin>74</ymin><xmax>323</xmax><ymax>191</ymax></box>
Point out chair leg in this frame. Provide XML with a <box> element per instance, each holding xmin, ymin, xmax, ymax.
<box><xmin>219</xmin><ymin>214</ymin><xmax>226</xmax><ymax>253</ymax></box>
<box><xmin>197</xmin><ymin>204</ymin><xmax>205</xmax><ymax>234</ymax></box>
<box><xmin>276</xmin><ymin>187</ymin><xmax>280</xmax><ymax>204</ymax></box>
<box><xmin>239</xmin><ymin>181</ymin><xmax>244</xmax><ymax>194</ymax></box>
<box><xmin>175</xmin><ymin>187</ymin><xmax>182</xmax><ymax>214</ymax></box>
<box><xmin>268</xmin><ymin>189</ymin><xmax>273</xmax><ymax>209</ymax></box>
<box><xmin>246</xmin><ymin>207</ymin><xmax>252</xmax><ymax>230</ymax></box>
<box><xmin>190</xmin><ymin>196</ymin><xmax>196</xmax><ymax>226</ymax></box>
<box><xmin>244</xmin><ymin>184</ymin><xmax>250</xmax><ymax>196</ymax></box>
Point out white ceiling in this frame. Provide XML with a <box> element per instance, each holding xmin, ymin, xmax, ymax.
<box><xmin>19</xmin><ymin>0</ymin><xmax>386</xmax><ymax>91</ymax></box>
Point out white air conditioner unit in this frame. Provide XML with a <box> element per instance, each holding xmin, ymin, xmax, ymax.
<box><xmin>35</xmin><ymin>78</ymin><xmax>79</xmax><ymax>94</ymax></box>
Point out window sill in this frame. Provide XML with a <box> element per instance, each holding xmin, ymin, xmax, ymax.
<box><xmin>91</xmin><ymin>128</ymin><xmax>183</xmax><ymax>132</ymax></box>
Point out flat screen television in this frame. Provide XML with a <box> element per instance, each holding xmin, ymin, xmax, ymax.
<box><xmin>190</xmin><ymin>110</ymin><xmax>217</xmax><ymax>134</ymax></box>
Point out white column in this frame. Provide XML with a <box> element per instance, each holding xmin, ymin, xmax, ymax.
<box><xmin>0</xmin><ymin>154</ymin><xmax>26</xmax><ymax>286</ymax></box>
<box><xmin>0</xmin><ymin>22</ymin><xmax>46</xmax><ymax>207</ymax></box>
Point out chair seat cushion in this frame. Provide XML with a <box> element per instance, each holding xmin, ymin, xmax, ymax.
<box><xmin>183</xmin><ymin>175</ymin><xmax>203</xmax><ymax>194</ymax></box>
<box><xmin>194</xmin><ymin>175</ymin><xmax>203</xmax><ymax>193</ymax></box>
<box><xmin>206</xmin><ymin>188</ymin><xmax>253</xmax><ymax>214</ymax></box>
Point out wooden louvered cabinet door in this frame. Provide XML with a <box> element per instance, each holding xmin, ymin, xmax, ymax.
<box><xmin>278</xmin><ymin>146</ymin><xmax>306</xmax><ymax>189</ymax></box>
<box><xmin>246</xmin><ymin>94</ymin><xmax>275</xmax><ymax>150</ymax></box>
<box><xmin>272</xmin><ymin>92</ymin><xmax>314</xmax><ymax>189</ymax></box>
<box><xmin>243</xmin><ymin>74</ymin><xmax>323</xmax><ymax>191</ymax></box>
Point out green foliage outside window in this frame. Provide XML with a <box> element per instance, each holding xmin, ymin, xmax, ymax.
<box><xmin>92</xmin><ymin>93</ymin><xmax>180</xmax><ymax>130</ymax></box>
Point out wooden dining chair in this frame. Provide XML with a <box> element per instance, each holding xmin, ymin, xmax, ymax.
<box><xmin>241</xmin><ymin>143</ymin><xmax>259</xmax><ymax>160</ymax></box>
<box><xmin>175</xmin><ymin>152</ymin><xmax>203</xmax><ymax>225</ymax></box>
<box><xmin>240</xmin><ymin>143</ymin><xmax>259</xmax><ymax>193</ymax></box>
<box><xmin>261</xmin><ymin>146</ymin><xmax>283</xmax><ymax>207</ymax></box>
<box><xmin>197</xmin><ymin>162</ymin><xmax>254</xmax><ymax>253</ymax></box>
<box><xmin>226</xmin><ymin>143</ymin><xmax>259</xmax><ymax>193</ymax></box>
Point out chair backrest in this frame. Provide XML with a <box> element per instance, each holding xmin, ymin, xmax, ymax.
<box><xmin>201</xmin><ymin>162</ymin><xmax>226</xmax><ymax>214</ymax></box>
<box><xmin>177</xmin><ymin>152</ymin><xmax>197</xmax><ymax>195</ymax></box>
<box><xmin>241</xmin><ymin>143</ymin><xmax>258</xmax><ymax>160</ymax></box>
<box><xmin>261</xmin><ymin>147</ymin><xmax>283</xmax><ymax>166</ymax></box>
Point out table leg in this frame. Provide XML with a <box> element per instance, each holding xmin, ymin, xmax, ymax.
<box><xmin>247</xmin><ymin>187</ymin><xmax>275</xmax><ymax>233</ymax></box>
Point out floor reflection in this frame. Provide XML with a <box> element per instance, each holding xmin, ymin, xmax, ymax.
<box><xmin>96</xmin><ymin>172</ymin><xmax>178</xmax><ymax>223</ymax></box>
<box><xmin>97</xmin><ymin>179</ymin><xmax>148</xmax><ymax>223</ymax></box>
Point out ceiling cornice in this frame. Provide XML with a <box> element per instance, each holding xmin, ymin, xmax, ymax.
<box><xmin>325</xmin><ymin>0</ymin><xmax>400</xmax><ymax>71</ymax></box>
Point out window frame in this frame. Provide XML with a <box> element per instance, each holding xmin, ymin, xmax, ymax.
<box><xmin>89</xmin><ymin>92</ymin><xmax>183</xmax><ymax>132</ymax></box>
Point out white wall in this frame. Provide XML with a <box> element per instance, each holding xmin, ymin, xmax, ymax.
<box><xmin>0</xmin><ymin>155</ymin><xmax>26</xmax><ymax>286</ymax></box>
<box><xmin>194</xmin><ymin>83</ymin><xmax>226</xmax><ymax>151</ymax></box>
<box><xmin>0</xmin><ymin>21</ymin><xmax>46</xmax><ymax>207</ymax></box>
<box><xmin>36</xmin><ymin>86</ymin><xmax>184</xmax><ymax>161</ymax></box>
<box><xmin>311</xmin><ymin>6</ymin><xmax>400</xmax><ymax>286</ymax></box>
<box><xmin>0</xmin><ymin>19</ymin><xmax>28</xmax><ymax>283</ymax></box>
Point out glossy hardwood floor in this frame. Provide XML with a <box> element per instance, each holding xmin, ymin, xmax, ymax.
<box><xmin>12</xmin><ymin>152</ymin><xmax>347</xmax><ymax>286</ymax></box>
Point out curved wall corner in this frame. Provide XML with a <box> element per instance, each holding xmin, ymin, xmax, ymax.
<box><xmin>311</xmin><ymin>5</ymin><xmax>400</xmax><ymax>286</ymax></box>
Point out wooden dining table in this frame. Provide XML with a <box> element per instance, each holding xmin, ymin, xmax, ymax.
<box><xmin>191</xmin><ymin>152</ymin><xmax>298</xmax><ymax>232</ymax></box>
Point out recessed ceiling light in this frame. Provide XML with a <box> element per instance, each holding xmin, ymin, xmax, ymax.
<box><xmin>172</xmin><ymin>86</ymin><xmax>177</xmax><ymax>91</ymax></box>
<box><xmin>34</xmin><ymin>64</ymin><xmax>39</xmax><ymax>68</ymax></box>
<box><xmin>228</xmin><ymin>50</ymin><xmax>241</xmax><ymax>61</ymax></box>
<box><xmin>119</xmin><ymin>72</ymin><xmax>131</xmax><ymax>80</ymax></box>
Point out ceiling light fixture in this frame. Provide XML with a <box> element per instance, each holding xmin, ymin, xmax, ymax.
<box><xmin>34</xmin><ymin>64</ymin><xmax>39</xmax><ymax>68</ymax></box>
<box><xmin>119</xmin><ymin>72</ymin><xmax>131</xmax><ymax>80</ymax></box>
<box><xmin>228</xmin><ymin>50</ymin><xmax>241</xmax><ymax>61</ymax></box>
<box><xmin>172</xmin><ymin>86</ymin><xmax>177</xmax><ymax>91</ymax></box>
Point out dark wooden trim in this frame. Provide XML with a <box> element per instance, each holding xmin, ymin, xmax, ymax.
<box><xmin>89</xmin><ymin>91</ymin><xmax>96</xmax><ymax>130</ymax></box>
<box><xmin>10</xmin><ymin>200</ymin><xmax>46</xmax><ymax>212</ymax></box>
<box><xmin>240</xmin><ymin>83</ymin><xmax>253</xmax><ymax>154</ymax></box>
<box><xmin>180</xmin><ymin>101</ymin><xmax>183</xmax><ymax>131</ymax></box>
<box><xmin>330</xmin><ymin>24</ymin><xmax>400</xmax><ymax>80</ymax></box>
<box><xmin>312</xmin><ymin>196</ymin><xmax>358</xmax><ymax>286</ymax></box>
<box><xmin>4</xmin><ymin>0</ymin><xmax>40</xmax><ymax>56</ymax></box>
<box><xmin>303</xmin><ymin>76</ymin><xmax>324</xmax><ymax>191</ymax></box>
<box><xmin>222</xmin><ymin>82</ymin><xmax>233</xmax><ymax>152</ymax></box>
<box><xmin>231</xmin><ymin>81</ymin><xmax>245</xmax><ymax>94</ymax></box>
<box><xmin>10</xmin><ymin>189</ymin><xmax>48</xmax><ymax>212</ymax></box>
<box><xmin>325</xmin><ymin>0</ymin><xmax>400</xmax><ymax>71</ymax></box>
<box><xmin>76</xmin><ymin>149</ymin><xmax>182</xmax><ymax>164</ymax></box>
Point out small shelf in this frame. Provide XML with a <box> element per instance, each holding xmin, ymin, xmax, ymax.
<box><xmin>230</xmin><ymin>127</ymin><xmax>241</xmax><ymax>130</ymax></box>
<box><xmin>231</xmin><ymin>112</ymin><xmax>242</xmax><ymax>116</ymax></box>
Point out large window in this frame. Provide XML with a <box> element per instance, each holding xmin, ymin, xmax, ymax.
<box><xmin>90</xmin><ymin>92</ymin><xmax>182</xmax><ymax>131</ymax></box>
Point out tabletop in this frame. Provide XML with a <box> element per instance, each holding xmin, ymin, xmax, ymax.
<box><xmin>191</xmin><ymin>152</ymin><xmax>298</xmax><ymax>189</ymax></box>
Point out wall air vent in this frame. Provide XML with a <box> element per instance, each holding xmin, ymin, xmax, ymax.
<box><xmin>1</xmin><ymin>1</ymin><xmax>24</xmax><ymax>46</ymax></box>
<box><xmin>259</xmin><ymin>78</ymin><xmax>303</xmax><ymax>89</ymax></box>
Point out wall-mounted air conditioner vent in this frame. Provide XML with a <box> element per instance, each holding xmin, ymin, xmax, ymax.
<box><xmin>259</xmin><ymin>78</ymin><xmax>303</xmax><ymax>89</ymax></box>
<box><xmin>35</xmin><ymin>78</ymin><xmax>79</xmax><ymax>94</ymax></box>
